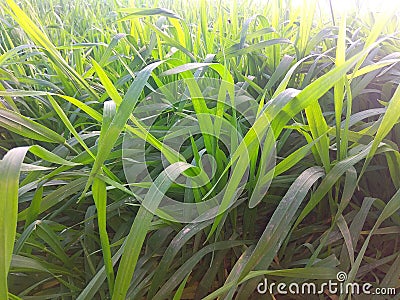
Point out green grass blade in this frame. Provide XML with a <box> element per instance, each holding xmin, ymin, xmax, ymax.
<box><xmin>83</xmin><ymin>61</ymin><xmax>163</xmax><ymax>200</ymax></box>
<box><xmin>0</xmin><ymin>147</ymin><xmax>29</xmax><ymax>298</ymax></box>
<box><xmin>92</xmin><ymin>177</ymin><xmax>114</xmax><ymax>296</ymax></box>
<box><xmin>342</xmin><ymin>188</ymin><xmax>400</xmax><ymax>299</ymax></box>
<box><xmin>92</xmin><ymin>60</ymin><xmax>123</xmax><ymax>106</ymax></box>
<box><xmin>360</xmin><ymin>84</ymin><xmax>400</xmax><ymax>178</ymax></box>
<box><xmin>241</xmin><ymin>167</ymin><xmax>325</xmax><ymax>277</ymax></box>
<box><xmin>112</xmin><ymin>162</ymin><xmax>195</xmax><ymax>300</ymax></box>
<box><xmin>0</xmin><ymin>108</ymin><xmax>66</xmax><ymax>144</ymax></box>
<box><xmin>4</xmin><ymin>0</ymin><xmax>98</xmax><ymax>99</ymax></box>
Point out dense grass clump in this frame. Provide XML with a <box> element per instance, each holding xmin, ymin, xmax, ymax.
<box><xmin>0</xmin><ymin>0</ymin><xmax>400</xmax><ymax>299</ymax></box>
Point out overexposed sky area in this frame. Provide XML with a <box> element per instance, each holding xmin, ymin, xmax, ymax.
<box><xmin>292</xmin><ymin>0</ymin><xmax>400</xmax><ymax>14</ymax></box>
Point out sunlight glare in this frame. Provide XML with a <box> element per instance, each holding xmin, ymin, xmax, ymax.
<box><xmin>292</xmin><ymin>0</ymin><xmax>400</xmax><ymax>14</ymax></box>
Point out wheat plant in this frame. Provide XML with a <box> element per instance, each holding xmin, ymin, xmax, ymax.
<box><xmin>0</xmin><ymin>0</ymin><xmax>399</xmax><ymax>299</ymax></box>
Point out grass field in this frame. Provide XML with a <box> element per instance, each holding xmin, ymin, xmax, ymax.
<box><xmin>1</xmin><ymin>0</ymin><xmax>400</xmax><ymax>299</ymax></box>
